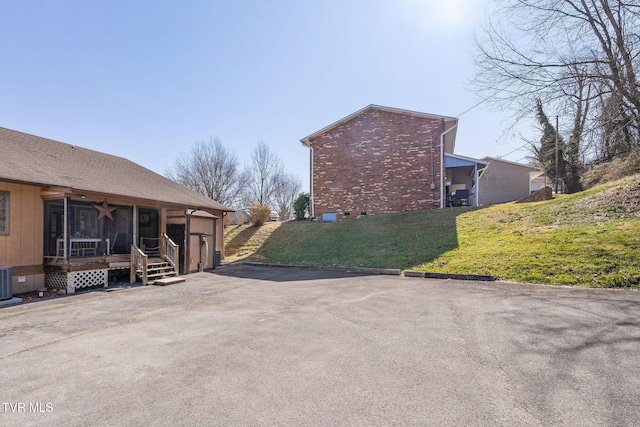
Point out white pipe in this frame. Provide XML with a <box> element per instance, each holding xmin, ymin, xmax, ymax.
<box><xmin>474</xmin><ymin>163</ymin><xmax>479</xmax><ymax>206</ymax></box>
<box><xmin>309</xmin><ymin>146</ymin><xmax>315</xmax><ymax>219</ymax></box>
<box><xmin>440</xmin><ymin>122</ymin><xmax>458</xmax><ymax>208</ymax></box>
<box><xmin>300</xmin><ymin>140</ymin><xmax>315</xmax><ymax>219</ymax></box>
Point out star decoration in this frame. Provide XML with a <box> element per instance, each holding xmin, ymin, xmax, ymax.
<box><xmin>94</xmin><ymin>199</ymin><xmax>117</xmax><ymax>221</ymax></box>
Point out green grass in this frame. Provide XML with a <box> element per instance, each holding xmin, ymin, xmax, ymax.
<box><xmin>224</xmin><ymin>221</ymin><xmax>282</xmax><ymax>260</ymax></box>
<box><xmin>248</xmin><ymin>208</ymin><xmax>469</xmax><ymax>269</ymax></box>
<box><xmin>226</xmin><ymin>175</ymin><xmax>640</xmax><ymax>287</ymax></box>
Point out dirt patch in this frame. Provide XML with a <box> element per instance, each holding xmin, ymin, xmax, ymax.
<box><xmin>516</xmin><ymin>186</ymin><xmax>553</xmax><ymax>203</ymax></box>
<box><xmin>13</xmin><ymin>289</ymin><xmax>63</xmax><ymax>303</ymax></box>
<box><xmin>616</xmin><ymin>223</ymin><xmax>634</xmax><ymax>230</ymax></box>
<box><xmin>577</xmin><ymin>179</ymin><xmax>640</xmax><ymax>212</ymax></box>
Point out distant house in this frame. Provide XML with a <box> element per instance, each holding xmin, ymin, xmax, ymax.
<box><xmin>300</xmin><ymin>104</ymin><xmax>486</xmax><ymax>220</ymax></box>
<box><xmin>0</xmin><ymin>128</ymin><xmax>233</xmax><ymax>296</ymax></box>
<box><xmin>478</xmin><ymin>157</ymin><xmax>544</xmax><ymax>205</ymax></box>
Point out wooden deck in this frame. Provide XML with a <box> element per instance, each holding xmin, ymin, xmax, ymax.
<box><xmin>45</xmin><ymin>254</ymin><xmax>131</xmax><ymax>272</ymax></box>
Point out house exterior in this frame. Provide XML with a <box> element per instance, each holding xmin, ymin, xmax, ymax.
<box><xmin>300</xmin><ymin>105</ymin><xmax>486</xmax><ymax>219</ymax></box>
<box><xmin>478</xmin><ymin>157</ymin><xmax>543</xmax><ymax>205</ymax></box>
<box><xmin>0</xmin><ymin>127</ymin><xmax>233</xmax><ymax>296</ymax></box>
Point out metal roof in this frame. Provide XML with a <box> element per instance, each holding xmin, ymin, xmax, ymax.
<box><xmin>445</xmin><ymin>153</ymin><xmax>488</xmax><ymax>168</ymax></box>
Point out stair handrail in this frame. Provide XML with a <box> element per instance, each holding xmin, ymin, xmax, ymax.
<box><xmin>130</xmin><ymin>244</ymin><xmax>149</xmax><ymax>285</ymax></box>
<box><xmin>161</xmin><ymin>233</ymin><xmax>179</xmax><ymax>273</ymax></box>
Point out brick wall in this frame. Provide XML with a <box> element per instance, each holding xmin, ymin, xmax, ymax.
<box><xmin>308</xmin><ymin>109</ymin><xmax>444</xmax><ymax>219</ymax></box>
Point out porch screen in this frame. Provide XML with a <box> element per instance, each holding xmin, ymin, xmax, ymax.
<box><xmin>0</xmin><ymin>191</ymin><xmax>8</xmax><ymax>235</ymax></box>
<box><xmin>44</xmin><ymin>199</ymin><xmax>134</xmax><ymax>257</ymax></box>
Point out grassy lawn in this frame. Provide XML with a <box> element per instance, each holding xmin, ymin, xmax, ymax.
<box><xmin>242</xmin><ymin>208</ymin><xmax>469</xmax><ymax>270</ymax></box>
<box><xmin>224</xmin><ymin>221</ymin><xmax>282</xmax><ymax>261</ymax></box>
<box><xmin>225</xmin><ymin>176</ymin><xmax>640</xmax><ymax>287</ymax></box>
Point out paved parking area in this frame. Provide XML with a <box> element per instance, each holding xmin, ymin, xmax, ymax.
<box><xmin>1</xmin><ymin>265</ymin><xmax>640</xmax><ymax>426</ymax></box>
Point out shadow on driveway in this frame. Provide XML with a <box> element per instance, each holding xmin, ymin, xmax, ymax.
<box><xmin>212</xmin><ymin>264</ymin><xmax>376</xmax><ymax>282</ymax></box>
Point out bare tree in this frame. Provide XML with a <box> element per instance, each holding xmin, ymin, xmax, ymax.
<box><xmin>273</xmin><ymin>172</ymin><xmax>302</xmax><ymax>221</ymax></box>
<box><xmin>166</xmin><ymin>137</ymin><xmax>246</xmax><ymax>207</ymax></box>
<box><xmin>472</xmin><ymin>0</ymin><xmax>640</xmax><ymax>162</ymax></box>
<box><xmin>243</xmin><ymin>142</ymin><xmax>284</xmax><ymax>207</ymax></box>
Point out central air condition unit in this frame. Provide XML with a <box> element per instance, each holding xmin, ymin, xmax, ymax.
<box><xmin>0</xmin><ymin>266</ymin><xmax>12</xmax><ymax>301</ymax></box>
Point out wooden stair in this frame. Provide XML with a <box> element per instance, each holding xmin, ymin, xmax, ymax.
<box><xmin>131</xmin><ymin>235</ymin><xmax>181</xmax><ymax>286</ymax></box>
<box><xmin>145</xmin><ymin>258</ymin><xmax>179</xmax><ymax>284</ymax></box>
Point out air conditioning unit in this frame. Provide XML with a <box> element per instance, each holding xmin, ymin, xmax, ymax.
<box><xmin>0</xmin><ymin>266</ymin><xmax>12</xmax><ymax>301</ymax></box>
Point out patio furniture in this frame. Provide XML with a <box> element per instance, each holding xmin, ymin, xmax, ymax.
<box><xmin>56</xmin><ymin>237</ymin><xmax>110</xmax><ymax>257</ymax></box>
<box><xmin>451</xmin><ymin>189</ymin><xmax>469</xmax><ymax>207</ymax></box>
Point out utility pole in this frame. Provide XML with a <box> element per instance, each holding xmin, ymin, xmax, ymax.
<box><xmin>555</xmin><ymin>115</ymin><xmax>559</xmax><ymax>193</ymax></box>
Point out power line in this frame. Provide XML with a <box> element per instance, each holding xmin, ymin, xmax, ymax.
<box><xmin>456</xmin><ymin>86</ymin><xmax>508</xmax><ymax>118</ymax></box>
<box><xmin>498</xmin><ymin>143</ymin><xmax>530</xmax><ymax>158</ymax></box>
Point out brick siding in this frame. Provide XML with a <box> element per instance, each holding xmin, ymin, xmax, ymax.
<box><xmin>308</xmin><ymin>109</ymin><xmax>444</xmax><ymax>219</ymax></box>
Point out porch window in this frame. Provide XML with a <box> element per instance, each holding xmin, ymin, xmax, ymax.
<box><xmin>0</xmin><ymin>191</ymin><xmax>8</xmax><ymax>235</ymax></box>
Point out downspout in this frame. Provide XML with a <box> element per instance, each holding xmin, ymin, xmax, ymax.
<box><xmin>302</xmin><ymin>140</ymin><xmax>315</xmax><ymax>220</ymax></box>
<box><xmin>310</xmin><ymin>146</ymin><xmax>314</xmax><ymax>219</ymax></box>
<box><xmin>474</xmin><ymin>163</ymin><xmax>480</xmax><ymax>207</ymax></box>
<box><xmin>440</xmin><ymin>122</ymin><xmax>458</xmax><ymax>208</ymax></box>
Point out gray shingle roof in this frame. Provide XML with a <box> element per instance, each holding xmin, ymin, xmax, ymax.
<box><xmin>0</xmin><ymin>127</ymin><xmax>233</xmax><ymax>212</ymax></box>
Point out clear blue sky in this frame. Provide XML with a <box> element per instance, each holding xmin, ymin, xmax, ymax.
<box><xmin>1</xmin><ymin>0</ymin><xmax>532</xmax><ymax>192</ymax></box>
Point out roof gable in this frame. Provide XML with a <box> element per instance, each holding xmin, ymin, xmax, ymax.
<box><xmin>0</xmin><ymin>127</ymin><xmax>233</xmax><ymax>212</ymax></box>
<box><xmin>300</xmin><ymin>104</ymin><xmax>458</xmax><ymax>152</ymax></box>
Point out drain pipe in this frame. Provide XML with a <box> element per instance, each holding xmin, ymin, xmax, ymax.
<box><xmin>301</xmin><ymin>142</ymin><xmax>315</xmax><ymax>220</ymax></box>
<box><xmin>440</xmin><ymin>122</ymin><xmax>458</xmax><ymax>208</ymax></box>
<box><xmin>310</xmin><ymin>146</ymin><xmax>315</xmax><ymax>219</ymax></box>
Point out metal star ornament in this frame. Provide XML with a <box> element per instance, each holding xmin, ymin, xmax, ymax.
<box><xmin>94</xmin><ymin>199</ymin><xmax>117</xmax><ymax>221</ymax></box>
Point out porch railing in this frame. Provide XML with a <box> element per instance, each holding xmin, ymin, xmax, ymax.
<box><xmin>160</xmin><ymin>233</ymin><xmax>179</xmax><ymax>271</ymax></box>
<box><xmin>130</xmin><ymin>244</ymin><xmax>148</xmax><ymax>285</ymax></box>
<box><xmin>139</xmin><ymin>237</ymin><xmax>161</xmax><ymax>257</ymax></box>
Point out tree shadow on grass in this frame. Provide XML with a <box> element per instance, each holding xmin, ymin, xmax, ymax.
<box><xmin>249</xmin><ymin>208</ymin><xmax>471</xmax><ymax>271</ymax></box>
<box><xmin>225</xmin><ymin>225</ymin><xmax>260</xmax><ymax>257</ymax></box>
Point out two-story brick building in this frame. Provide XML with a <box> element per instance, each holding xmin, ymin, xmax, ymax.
<box><xmin>300</xmin><ymin>104</ymin><xmax>487</xmax><ymax>220</ymax></box>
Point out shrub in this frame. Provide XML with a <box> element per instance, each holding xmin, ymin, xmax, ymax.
<box><xmin>248</xmin><ymin>204</ymin><xmax>271</xmax><ymax>226</ymax></box>
<box><xmin>293</xmin><ymin>193</ymin><xmax>310</xmax><ymax>220</ymax></box>
<box><xmin>236</xmin><ymin>209</ymin><xmax>245</xmax><ymax>225</ymax></box>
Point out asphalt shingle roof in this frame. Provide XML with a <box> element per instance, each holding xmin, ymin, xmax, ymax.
<box><xmin>0</xmin><ymin>127</ymin><xmax>232</xmax><ymax>212</ymax></box>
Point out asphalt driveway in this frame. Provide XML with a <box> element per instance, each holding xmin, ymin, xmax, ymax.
<box><xmin>1</xmin><ymin>265</ymin><xmax>639</xmax><ymax>426</ymax></box>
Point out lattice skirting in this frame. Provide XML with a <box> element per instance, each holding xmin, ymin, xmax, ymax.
<box><xmin>45</xmin><ymin>269</ymin><xmax>108</xmax><ymax>294</ymax></box>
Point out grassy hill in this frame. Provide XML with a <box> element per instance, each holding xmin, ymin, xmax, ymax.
<box><xmin>224</xmin><ymin>175</ymin><xmax>640</xmax><ymax>287</ymax></box>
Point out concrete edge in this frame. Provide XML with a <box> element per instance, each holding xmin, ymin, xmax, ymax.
<box><xmin>239</xmin><ymin>262</ymin><xmax>402</xmax><ymax>276</ymax></box>
<box><xmin>234</xmin><ymin>262</ymin><xmax>496</xmax><ymax>281</ymax></box>
<box><xmin>423</xmin><ymin>272</ymin><xmax>497</xmax><ymax>281</ymax></box>
<box><xmin>403</xmin><ymin>271</ymin><xmax>426</xmax><ymax>278</ymax></box>
<box><xmin>0</xmin><ymin>297</ymin><xmax>23</xmax><ymax>308</ymax></box>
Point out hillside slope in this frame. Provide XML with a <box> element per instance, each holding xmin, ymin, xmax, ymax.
<box><xmin>226</xmin><ymin>175</ymin><xmax>640</xmax><ymax>287</ymax></box>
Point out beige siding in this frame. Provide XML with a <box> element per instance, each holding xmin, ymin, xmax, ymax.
<box><xmin>0</xmin><ymin>182</ymin><xmax>45</xmax><ymax>292</ymax></box>
<box><xmin>206</xmin><ymin>210</ymin><xmax>224</xmax><ymax>259</ymax></box>
<box><xmin>479</xmin><ymin>161</ymin><xmax>536</xmax><ymax>205</ymax></box>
